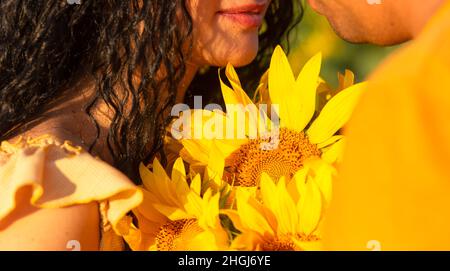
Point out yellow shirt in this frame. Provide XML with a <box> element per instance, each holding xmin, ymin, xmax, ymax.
<box><xmin>323</xmin><ymin>1</ymin><xmax>450</xmax><ymax>250</ymax></box>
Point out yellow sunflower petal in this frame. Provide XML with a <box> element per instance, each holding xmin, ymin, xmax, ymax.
<box><xmin>338</xmin><ymin>69</ymin><xmax>355</xmax><ymax>90</ymax></box>
<box><xmin>268</xmin><ymin>45</ymin><xmax>295</xmax><ymax>128</ymax></box>
<box><xmin>224</xmin><ymin>65</ymin><xmax>266</xmax><ymax>138</ymax></box>
<box><xmin>230</xmin><ymin>231</ymin><xmax>263</xmax><ymax>251</ymax></box>
<box><xmin>204</xmin><ymin>141</ymin><xmax>225</xmax><ymax>188</ymax></box>
<box><xmin>151</xmin><ymin>203</ymin><xmax>191</xmax><ymax>221</ymax></box>
<box><xmin>273</xmin><ymin>177</ymin><xmax>299</xmax><ymax>235</ymax></box>
<box><xmin>219</xmin><ymin>68</ymin><xmax>241</xmax><ymax>107</ymax></box>
<box><xmin>188</xmin><ymin>229</ymin><xmax>229</xmax><ymax>251</ymax></box>
<box><xmin>220</xmin><ymin>68</ymin><xmax>255</xmax><ymax>135</ymax></box>
<box><xmin>225</xmin><ymin>64</ymin><xmax>242</xmax><ymax>87</ymax></box>
<box><xmin>297</xmin><ymin>177</ymin><xmax>322</xmax><ymax>236</ymax></box>
<box><xmin>260</xmin><ymin>173</ymin><xmax>278</xmax><ymax>212</ymax></box>
<box><xmin>236</xmin><ymin>188</ymin><xmax>274</xmax><ymax>236</ymax></box>
<box><xmin>290</xmin><ymin>52</ymin><xmax>322</xmax><ymax>132</ymax></box>
<box><xmin>136</xmin><ymin>188</ymin><xmax>167</xmax><ymax>223</ymax></box>
<box><xmin>184</xmin><ymin>190</ymin><xmax>204</xmax><ymax>218</ymax></box>
<box><xmin>172</xmin><ymin>157</ymin><xmax>186</xmax><ymax>183</ymax></box>
<box><xmin>303</xmin><ymin>159</ymin><xmax>335</xmax><ymax>207</ymax></box>
<box><xmin>216</xmin><ymin>138</ymin><xmax>246</xmax><ymax>157</ymax></box>
<box><xmin>254</xmin><ymin>69</ymin><xmax>269</xmax><ymax>104</ymax></box>
<box><xmin>153</xmin><ymin>158</ymin><xmax>179</xmax><ymax>206</ymax></box>
<box><xmin>221</xmin><ymin>209</ymin><xmax>246</xmax><ymax>232</ymax></box>
<box><xmin>307</xmin><ymin>82</ymin><xmax>367</xmax><ymax>144</ymax></box>
<box><xmin>288</xmin><ymin>167</ymin><xmax>309</xmax><ymax>201</ymax></box>
<box><xmin>292</xmin><ymin>238</ymin><xmax>323</xmax><ymax>251</ymax></box>
<box><xmin>190</xmin><ymin>173</ymin><xmax>202</xmax><ymax>196</ymax></box>
<box><xmin>122</xmin><ymin>212</ymin><xmax>161</xmax><ymax>251</ymax></box>
<box><xmin>181</xmin><ymin>139</ymin><xmax>212</xmax><ymax>166</ymax></box>
<box><xmin>322</xmin><ymin>138</ymin><xmax>346</xmax><ymax>164</ymax></box>
<box><xmin>172</xmin><ymin>159</ymin><xmax>191</xmax><ymax>198</ymax></box>
<box><xmin>317</xmin><ymin>135</ymin><xmax>344</xmax><ymax>149</ymax></box>
<box><xmin>198</xmin><ymin>190</ymin><xmax>221</xmax><ymax>229</ymax></box>
<box><xmin>225</xmin><ymin>64</ymin><xmax>253</xmax><ymax>106</ymax></box>
<box><xmin>139</xmin><ymin>162</ymin><xmax>155</xmax><ymax>191</ymax></box>
<box><xmin>152</xmin><ymin>158</ymin><xmax>168</xmax><ymax>181</ymax></box>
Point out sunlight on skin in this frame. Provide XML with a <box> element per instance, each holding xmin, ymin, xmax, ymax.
<box><xmin>307</xmin><ymin>0</ymin><xmax>446</xmax><ymax>45</ymax></box>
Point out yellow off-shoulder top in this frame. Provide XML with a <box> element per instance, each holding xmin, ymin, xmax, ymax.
<box><xmin>0</xmin><ymin>135</ymin><xmax>143</xmax><ymax>250</ymax></box>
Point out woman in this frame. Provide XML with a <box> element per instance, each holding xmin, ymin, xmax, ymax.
<box><xmin>0</xmin><ymin>1</ymin><xmax>301</xmax><ymax>250</ymax></box>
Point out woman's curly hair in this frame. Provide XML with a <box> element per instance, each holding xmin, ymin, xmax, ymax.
<box><xmin>0</xmin><ymin>0</ymin><xmax>302</xmax><ymax>182</ymax></box>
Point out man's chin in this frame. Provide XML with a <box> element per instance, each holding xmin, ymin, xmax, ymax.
<box><xmin>325</xmin><ymin>18</ymin><xmax>407</xmax><ymax>46</ymax></box>
<box><xmin>348</xmin><ymin>33</ymin><xmax>411</xmax><ymax>46</ymax></box>
<box><xmin>342</xmin><ymin>36</ymin><xmax>410</xmax><ymax>46</ymax></box>
<box><xmin>320</xmin><ymin>18</ymin><xmax>368</xmax><ymax>44</ymax></box>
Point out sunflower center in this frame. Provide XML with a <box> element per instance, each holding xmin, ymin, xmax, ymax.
<box><xmin>261</xmin><ymin>236</ymin><xmax>296</xmax><ymax>251</ymax></box>
<box><xmin>261</xmin><ymin>234</ymin><xmax>320</xmax><ymax>251</ymax></box>
<box><xmin>155</xmin><ymin>219</ymin><xmax>203</xmax><ymax>251</ymax></box>
<box><xmin>226</xmin><ymin>128</ymin><xmax>321</xmax><ymax>187</ymax></box>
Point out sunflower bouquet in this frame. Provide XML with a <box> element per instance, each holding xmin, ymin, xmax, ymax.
<box><xmin>117</xmin><ymin>46</ymin><xmax>367</xmax><ymax>251</ymax></box>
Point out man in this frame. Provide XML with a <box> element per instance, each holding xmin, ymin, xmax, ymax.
<box><xmin>307</xmin><ymin>0</ymin><xmax>450</xmax><ymax>250</ymax></box>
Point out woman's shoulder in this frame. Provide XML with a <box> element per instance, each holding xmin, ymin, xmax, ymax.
<box><xmin>0</xmin><ymin>134</ymin><xmax>141</xmax><ymax>207</ymax></box>
<box><xmin>0</xmin><ymin>133</ymin><xmax>143</xmax><ymax>250</ymax></box>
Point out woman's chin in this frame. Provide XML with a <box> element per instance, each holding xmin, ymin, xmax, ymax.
<box><xmin>192</xmin><ymin>36</ymin><xmax>259</xmax><ymax>67</ymax></box>
<box><xmin>215</xmin><ymin>43</ymin><xmax>259</xmax><ymax>67</ymax></box>
<box><xmin>227</xmin><ymin>50</ymin><xmax>258</xmax><ymax>67</ymax></box>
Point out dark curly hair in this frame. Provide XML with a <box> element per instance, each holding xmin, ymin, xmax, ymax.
<box><xmin>0</xmin><ymin>0</ymin><xmax>302</xmax><ymax>182</ymax></box>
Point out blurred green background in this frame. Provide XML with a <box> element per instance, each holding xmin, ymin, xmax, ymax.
<box><xmin>288</xmin><ymin>4</ymin><xmax>399</xmax><ymax>87</ymax></box>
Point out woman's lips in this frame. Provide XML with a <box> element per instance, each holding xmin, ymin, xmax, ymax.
<box><xmin>218</xmin><ymin>13</ymin><xmax>264</xmax><ymax>28</ymax></box>
<box><xmin>217</xmin><ymin>4</ymin><xmax>266</xmax><ymax>28</ymax></box>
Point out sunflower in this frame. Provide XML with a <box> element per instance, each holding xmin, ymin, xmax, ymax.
<box><xmin>177</xmin><ymin>46</ymin><xmax>366</xmax><ymax>187</ymax></box>
<box><xmin>317</xmin><ymin>69</ymin><xmax>356</xmax><ymax>112</ymax></box>
<box><xmin>118</xmin><ymin>157</ymin><xmax>229</xmax><ymax>251</ymax></box>
<box><xmin>223</xmin><ymin>159</ymin><xmax>333</xmax><ymax>251</ymax></box>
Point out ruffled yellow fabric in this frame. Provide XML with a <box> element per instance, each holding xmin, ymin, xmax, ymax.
<box><xmin>0</xmin><ymin>135</ymin><xmax>143</xmax><ymax>251</ymax></box>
